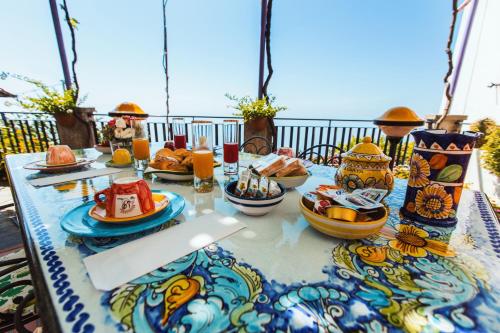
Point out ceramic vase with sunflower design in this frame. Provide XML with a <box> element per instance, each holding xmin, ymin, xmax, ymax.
<box><xmin>335</xmin><ymin>136</ymin><xmax>394</xmax><ymax>194</ymax></box>
<box><xmin>401</xmin><ymin>130</ymin><xmax>480</xmax><ymax>226</ymax></box>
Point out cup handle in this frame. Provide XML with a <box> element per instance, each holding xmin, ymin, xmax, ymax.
<box><xmin>94</xmin><ymin>189</ymin><xmax>110</xmax><ymax>207</ymax></box>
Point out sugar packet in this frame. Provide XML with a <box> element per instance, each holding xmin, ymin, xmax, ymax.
<box><xmin>257</xmin><ymin>176</ymin><xmax>269</xmax><ymax>198</ymax></box>
<box><xmin>268</xmin><ymin>180</ymin><xmax>281</xmax><ymax>198</ymax></box>
<box><xmin>246</xmin><ymin>176</ymin><xmax>259</xmax><ymax>198</ymax></box>
<box><xmin>235</xmin><ymin>169</ymin><xmax>251</xmax><ymax>197</ymax></box>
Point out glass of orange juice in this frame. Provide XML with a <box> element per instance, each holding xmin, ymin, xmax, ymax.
<box><xmin>131</xmin><ymin>118</ymin><xmax>150</xmax><ymax>171</ymax></box>
<box><xmin>192</xmin><ymin>120</ymin><xmax>214</xmax><ymax>193</ymax></box>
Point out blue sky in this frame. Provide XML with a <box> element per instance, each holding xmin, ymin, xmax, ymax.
<box><xmin>1</xmin><ymin>0</ymin><xmax>458</xmax><ymax>119</ymax></box>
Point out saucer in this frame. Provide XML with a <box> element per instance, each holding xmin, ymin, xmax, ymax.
<box><xmin>89</xmin><ymin>193</ymin><xmax>169</xmax><ymax>223</ymax></box>
<box><xmin>144</xmin><ymin>167</ymin><xmax>194</xmax><ymax>181</ymax></box>
<box><xmin>105</xmin><ymin>160</ymin><xmax>133</xmax><ymax>168</ymax></box>
<box><xmin>60</xmin><ymin>191</ymin><xmax>185</xmax><ymax>237</ymax></box>
<box><xmin>24</xmin><ymin>158</ymin><xmax>94</xmax><ymax>173</ymax></box>
<box><xmin>36</xmin><ymin>159</ymin><xmax>81</xmax><ymax>167</ymax></box>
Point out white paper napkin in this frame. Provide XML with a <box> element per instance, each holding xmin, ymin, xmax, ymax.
<box><xmin>83</xmin><ymin>212</ymin><xmax>246</xmax><ymax>291</ymax></box>
<box><xmin>28</xmin><ymin>168</ymin><xmax>124</xmax><ymax>187</ymax></box>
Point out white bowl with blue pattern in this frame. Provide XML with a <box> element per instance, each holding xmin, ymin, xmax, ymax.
<box><xmin>224</xmin><ymin>181</ymin><xmax>286</xmax><ymax>216</ymax></box>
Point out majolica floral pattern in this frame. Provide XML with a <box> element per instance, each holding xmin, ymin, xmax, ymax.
<box><xmin>341</xmin><ymin>174</ymin><xmax>364</xmax><ymax>191</ymax></box>
<box><xmin>408</xmin><ymin>153</ymin><xmax>430</xmax><ymax>188</ymax></box>
<box><xmin>7</xmin><ymin>151</ymin><xmax>500</xmax><ymax>333</ymax></box>
<box><xmin>415</xmin><ymin>183</ymin><xmax>454</xmax><ymax>220</ymax></box>
<box><xmin>69</xmin><ymin>182</ymin><xmax>499</xmax><ymax>333</ymax></box>
<box><xmin>336</xmin><ymin>163</ymin><xmax>394</xmax><ymax>193</ymax></box>
<box><xmin>380</xmin><ymin>224</ymin><xmax>454</xmax><ymax>257</ymax></box>
<box><xmin>402</xmin><ymin>131</ymin><xmax>479</xmax><ymax>225</ymax></box>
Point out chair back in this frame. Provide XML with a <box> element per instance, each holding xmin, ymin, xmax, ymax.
<box><xmin>298</xmin><ymin>144</ymin><xmax>343</xmax><ymax>166</ymax></box>
<box><xmin>240</xmin><ymin>136</ymin><xmax>272</xmax><ymax>155</ymax></box>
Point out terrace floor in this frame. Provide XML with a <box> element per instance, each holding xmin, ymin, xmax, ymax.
<box><xmin>0</xmin><ymin>187</ymin><xmax>22</xmax><ymax>255</ymax></box>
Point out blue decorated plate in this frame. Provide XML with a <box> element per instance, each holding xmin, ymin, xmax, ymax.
<box><xmin>60</xmin><ymin>191</ymin><xmax>185</xmax><ymax>237</ymax></box>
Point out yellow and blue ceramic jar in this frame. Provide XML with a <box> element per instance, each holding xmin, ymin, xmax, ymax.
<box><xmin>335</xmin><ymin>136</ymin><xmax>394</xmax><ymax>193</ymax></box>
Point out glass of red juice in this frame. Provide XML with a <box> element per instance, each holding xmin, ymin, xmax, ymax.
<box><xmin>223</xmin><ymin>120</ymin><xmax>239</xmax><ymax>175</ymax></box>
<box><xmin>173</xmin><ymin>117</ymin><xmax>187</xmax><ymax>149</ymax></box>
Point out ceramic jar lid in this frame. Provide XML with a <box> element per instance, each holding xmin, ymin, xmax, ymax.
<box><xmin>341</xmin><ymin>136</ymin><xmax>391</xmax><ymax>162</ymax></box>
<box><xmin>373</xmin><ymin>106</ymin><xmax>424</xmax><ymax>126</ymax></box>
<box><xmin>109</xmin><ymin>102</ymin><xmax>149</xmax><ymax>118</ymax></box>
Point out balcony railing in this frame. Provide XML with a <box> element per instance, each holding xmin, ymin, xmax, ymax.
<box><xmin>0</xmin><ymin>111</ymin><xmax>414</xmax><ymax>167</ymax></box>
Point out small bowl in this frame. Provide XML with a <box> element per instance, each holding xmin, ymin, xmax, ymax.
<box><xmin>94</xmin><ymin>144</ymin><xmax>112</xmax><ymax>154</ymax></box>
<box><xmin>251</xmin><ymin>170</ymin><xmax>310</xmax><ymax>189</ymax></box>
<box><xmin>224</xmin><ymin>181</ymin><xmax>286</xmax><ymax>216</ymax></box>
<box><xmin>299</xmin><ymin>196</ymin><xmax>388</xmax><ymax>239</ymax></box>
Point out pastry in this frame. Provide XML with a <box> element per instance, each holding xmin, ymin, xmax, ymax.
<box><xmin>275</xmin><ymin>158</ymin><xmax>301</xmax><ymax>177</ymax></box>
<box><xmin>46</xmin><ymin>145</ymin><xmax>76</xmax><ymax>165</ymax></box>
<box><xmin>254</xmin><ymin>155</ymin><xmax>286</xmax><ymax>177</ymax></box>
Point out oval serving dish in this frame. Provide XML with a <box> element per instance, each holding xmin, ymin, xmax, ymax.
<box><xmin>299</xmin><ymin>196</ymin><xmax>389</xmax><ymax>239</ymax></box>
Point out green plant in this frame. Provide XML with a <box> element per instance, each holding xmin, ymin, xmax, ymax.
<box><xmin>470</xmin><ymin>118</ymin><xmax>496</xmax><ymax>147</ymax></box>
<box><xmin>481</xmin><ymin>126</ymin><xmax>500</xmax><ymax>177</ymax></box>
<box><xmin>225</xmin><ymin>94</ymin><xmax>286</xmax><ymax>122</ymax></box>
<box><xmin>16</xmin><ymin>79</ymin><xmax>84</xmax><ymax>114</ymax></box>
<box><xmin>100</xmin><ymin>123</ymin><xmax>114</xmax><ymax>144</ymax></box>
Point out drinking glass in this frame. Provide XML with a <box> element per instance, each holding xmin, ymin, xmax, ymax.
<box><xmin>173</xmin><ymin>117</ymin><xmax>187</xmax><ymax>149</ymax></box>
<box><xmin>192</xmin><ymin>120</ymin><xmax>214</xmax><ymax>193</ymax></box>
<box><xmin>131</xmin><ymin>118</ymin><xmax>150</xmax><ymax>171</ymax></box>
<box><xmin>223</xmin><ymin>120</ymin><xmax>239</xmax><ymax>174</ymax></box>
<box><xmin>164</xmin><ymin>140</ymin><xmax>175</xmax><ymax>151</ymax></box>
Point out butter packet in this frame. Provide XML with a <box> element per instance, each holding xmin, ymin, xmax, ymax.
<box><xmin>268</xmin><ymin>180</ymin><xmax>281</xmax><ymax>198</ymax></box>
<box><xmin>235</xmin><ymin>170</ymin><xmax>251</xmax><ymax>196</ymax></box>
<box><xmin>352</xmin><ymin>188</ymin><xmax>387</xmax><ymax>203</ymax></box>
<box><xmin>257</xmin><ymin>176</ymin><xmax>269</xmax><ymax>198</ymax></box>
<box><xmin>246</xmin><ymin>176</ymin><xmax>259</xmax><ymax>198</ymax></box>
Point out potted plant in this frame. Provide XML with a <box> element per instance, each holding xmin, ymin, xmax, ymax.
<box><xmin>13</xmin><ymin>77</ymin><xmax>96</xmax><ymax>148</ymax></box>
<box><xmin>17</xmin><ymin>79</ymin><xmax>84</xmax><ymax>128</ymax></box>
<box><xmin>226</xmin><ymin>94</ymin><xmax>286</xmax><ymax>131</ymax></box>
<box><xmin>470</xmin><ymin>118</ymin><xmax>496</xmax><ymax>148</ymax></box>
<box><xmin>481</xmin><ymin>126</ymin><xmax>500</xmax><ymax>178</ymax></box>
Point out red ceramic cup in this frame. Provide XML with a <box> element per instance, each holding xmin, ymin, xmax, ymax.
<box><xmin>94</xmin><ymin>177</ymin><xmax>155</xmax><ymax>218</ymax></box>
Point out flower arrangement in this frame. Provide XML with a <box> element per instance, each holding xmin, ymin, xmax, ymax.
<box><xmin>225</xmin><ymin>94</ymin><xmax>286</xmax><ymax>122</ymax></box>
<box><xmin>106</xmin><ymin>116</ymin><xmax>143</xmax><ymax>142</ymax></box>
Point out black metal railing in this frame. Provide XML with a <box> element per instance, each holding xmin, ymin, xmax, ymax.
<box><xmin>0</xmin><ymin>111</ymin><xmax>414</xmax><ymax>167</ymax></box>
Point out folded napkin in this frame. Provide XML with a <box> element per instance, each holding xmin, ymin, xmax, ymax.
<box><xmin>29</xmin><ymin>168</ymin><xmax>124</xmax><ymax>187</ymax></box>
<box><xmin>83</xmin><ymin>212</ymin><xmax>246</xmax><ymax>291</ymax></box>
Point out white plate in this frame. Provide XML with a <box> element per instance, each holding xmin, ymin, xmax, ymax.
<box><xmin>145</xmin><ymin>167</ymin><xmax>194</xmax><ymax>181</ymax></box>
<box><xmin>94</xmin><ymin>145</ymin><xmax>112</xmax><ymax>154</ymax></box>
<box><xmin>36</xmin><ymin>158</ymin><xmax>83</xmax><ymax>167</ymax></box>
<box><xmin>269</xmin><ymin>173</ymin><xmax>310</xmax><ymax>189</ymax></box>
